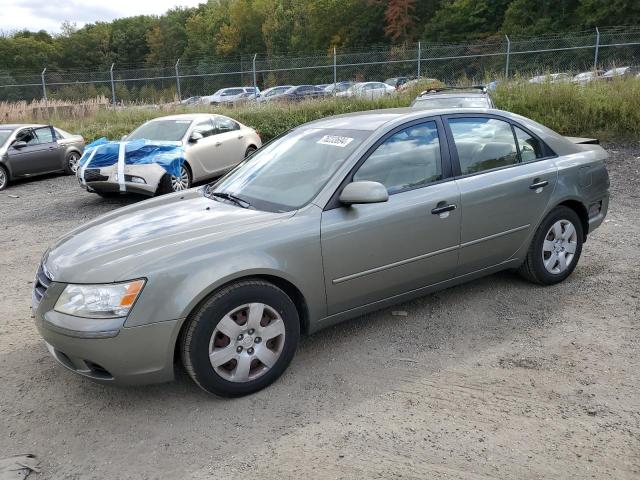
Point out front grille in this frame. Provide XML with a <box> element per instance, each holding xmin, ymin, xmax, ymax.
<box><xmin>33</xmin><ymin>264</ymin><xmax>52</xmax><ymax>303</ymax></box>
<box><xmin>84</xmin><ymin>168</ymin><xmax>108</xmax><ymax>182</ymax></box>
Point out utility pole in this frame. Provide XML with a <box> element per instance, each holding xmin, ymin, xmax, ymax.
<box><xmin>504</xmin><ymin>35</ymin><xmax>511</xmax><ymax>78</ymax></box>
<box><xmin>175</xmin><ymin>59</ymin><xmax>182</xmax><ymax>101</ymax></box>
<box><xmin>110</xmin><ymin>63</ymin><xmax>116</xmax><ymax>107</ymax></box>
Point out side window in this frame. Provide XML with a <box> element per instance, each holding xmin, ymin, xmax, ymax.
<box><xmin>513</xmin><ymin>126</ymin><xmax>544</xmax><ymax>162</ymax></box>
<box><xmin>15</xmin><ymin>128</ymin><xmax>38</xmax><ymax>146</ymax></box>
<box><xmin>193</xmin><ymin>119</ymin><xmax>216</xmax><ymax>138</ymax></box>
<box><xmin>216</xmin><ymin>117</ymin><xmax>240</xmax><ymax>133</ymax></box>
<box><xmin>353</xmin><ymin>121</ymin><xmax>442</xmax><ymax>194</ymax></box>
<box><xmin>34</xmin><ymin>127</ymin><xmax>54</xmax><ymax>144</ymax></box>
<box><xmin>448</xmin><ymin>117</ymin><xmax>519</xmax><ymax>175</ymax></box>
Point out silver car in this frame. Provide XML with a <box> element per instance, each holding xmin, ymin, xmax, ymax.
<box><xmin>34</xmin><ymin>108</ymin><xmax>609</xmax><ymax>397</ymax></box>
<box><xmin>79</xmin><ymin>114</ymin><xmax>261</xmax><ymax>196</ymax></box>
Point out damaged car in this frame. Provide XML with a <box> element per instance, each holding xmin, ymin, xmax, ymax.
<box><xmin>77</xmin><ymin>113</ymin><xmax>261</xmax><ymax>196</ymax></box>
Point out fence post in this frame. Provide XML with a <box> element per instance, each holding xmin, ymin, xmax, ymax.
<box><xmin>504</xmin><ymin>35</ymin><xmax>511</xmax><ymax>78</ymax></box>
<box><xmin>109</xmin><ymin>63</ymin><xmax>116</xmax><ymax>107</ymax></box>
<box><xmin>41</xmin><ymin>68</ymin><xmax>47</xmax><ymax>102</ymax></box>
<box><xmin>417</xmin><ymin>42</ymin><xmax>421</xmax><ymax>78</ymax></box>
<box><xmin>333</xmin><ymin>47</ymin><xmax>337</xmax><ymax>93</ymax></box>
<box><xmin>175</xmin><ymin>59</ymin><xmax>182</xmax><ymax>101</ymax></box>
<box><xmin>594</xmin><ymin>27</ymin><xmax>600</xmax><ymax>70</ymax></box>
<box><xmin>252</xmin><ymin>54</ymin><xmax>257</xmax><ymax>95</ymax></box>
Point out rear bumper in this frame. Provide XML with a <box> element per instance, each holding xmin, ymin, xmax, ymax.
<box><xmin>587</xmin><ymin>194</ymin><xmax>609</xmax><ymax>234</ymax></box>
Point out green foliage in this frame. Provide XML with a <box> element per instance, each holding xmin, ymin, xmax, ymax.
<box><xmin>3</xmin><ymin>0</ymin><xmax>638</xmax><ymax>77</ymax></box>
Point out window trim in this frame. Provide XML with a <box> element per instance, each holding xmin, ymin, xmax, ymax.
<box><xmin>324</xmin><ymin>116</ymin><xmax>453</xmax><ymax>211</ymax></box>
<box><xmin>442</xmin><ymin>113</ymin><xmax>557</xmax><ymax>179</ymax></box>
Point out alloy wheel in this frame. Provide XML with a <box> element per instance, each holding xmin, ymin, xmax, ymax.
<box><xmin>170</xmin><ymin>166</ymin><xmax>190</xmax><ymax>191</ymax></box>
<box><xmin>542</xmin><ymin>219</ymin><xmax>578</xmax><ymax>274</ymax></box>
<box><xmin>0</xmin><ymin>168</ymin><xmax>6</xmax><ymax>190</ymax></box>
<box><xmin>208</xmin><ymin>302</ymin><xmax>286</xmax><ymax>383</ymax></box>
<box><xmin>68</xmin><ymin>153</ymin><xmax>80</xmax><ymax>173</ymax></box>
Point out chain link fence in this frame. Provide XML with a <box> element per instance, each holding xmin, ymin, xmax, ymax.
<box><xmin>1</xmin><ymin>26</ymin><xmax>639</xmax><ymax>104</ymax></box>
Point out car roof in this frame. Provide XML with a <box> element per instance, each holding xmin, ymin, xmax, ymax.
<box><xmin>417</xmin><ymin>91</ymin><xmax>488</xmax><ymax>99</ymax></box>
<box><xmin>147</xmin><ymin>114</ymin><xmax>213</xmax><ymax>121</ymax></box>
<box><xmin>0</xmin><ymin>124</ymin><xmax>47</xmax><ymax>130</ymax></box>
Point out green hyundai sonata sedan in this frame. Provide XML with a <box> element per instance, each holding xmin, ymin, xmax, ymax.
<box><xmin>33</xmin><ymin>108</ymin><xmax>609</xmax><ymax>396</ymax></box>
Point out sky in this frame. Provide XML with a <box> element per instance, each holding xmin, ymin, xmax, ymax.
<box><xmin>0</xmin><ymin>0</ymin><xmax>203</xmax><ymax>34</ymax></box>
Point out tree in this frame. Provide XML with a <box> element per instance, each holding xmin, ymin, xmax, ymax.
<box><xmin>384</xmin><ymin>0</ymin><xmax>417</xmax><ymax>43</ymax></box>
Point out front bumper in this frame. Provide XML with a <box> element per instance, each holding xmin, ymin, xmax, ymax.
<box><xmin>78</xmin><ymin>163</ymin><xmax>167</xmax><ymax>196</ymax></box>
<box><xmin>33</xmin><ymin>280</ymin><xmax>181</xmax><ymax>385</ymax></box>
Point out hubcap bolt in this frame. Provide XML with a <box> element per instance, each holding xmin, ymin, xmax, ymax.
<box><xmin>236</xmin><ymin>346</ymin><xmax>243</xmax><ymax>353</ymax></box>
<box><xmin>247</xmin><ymin>347</ymin><xmax>254</xmax><ymax>355</ymax></box>
<box><xmin>237</xmin><ymin>334</ymin><xmax>243</xmax><ymax>341</ymax></box>
<box><xmin>255</xmin><ymin>337</ymin><xmax>262</xmax><ymax>343</ymax></box>
<box><xmin>248</xmin><ymin>329</ymin><xmax>255</xmax><ymax>335</ymax></box>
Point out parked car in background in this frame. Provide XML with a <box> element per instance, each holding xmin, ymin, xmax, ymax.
<box><xmin>256</xmin><ymin>85</ymin><xmax>293</xmax><ymax>103</ymax></box>
<box><xmin>78</xmin><ymin>114</ymin><xmax>261</xmax><ymax>197</ymax></box>
<box><xmin>385</xmin><ymin>77</ymin><xmax>411</xmax><ymax>89</ymax></box>
<box><xmin>572</xmin><ymin>70</ymin><xmax>604</xmax><ymax>85</ymax></box>
<box><xmin>35</xmin><ymin>107</ymin><xmax>609</xmax><ymax>396</ymax></box>
<box><xmin>204</xmin><ymin>87</ymin><xmax>260</xmax><ymax>105</ymax></box>
<box><xmin>315</xmin><ymin>84</ymin><xmax>330</xmax><ymax>90</ymax></box>
<box><xmin>324</xmin><ymin>81</ymin><xmax>354</xmax><ymax>94</ymax></box>
<box><xmin>272</xmin><ymin>85</ymin><xmax>327</xmax><ymax>102</ymax></box>
<box><xmin>602</xmin><ymin>66</ymin><xmax>640</xmax><ymax>80</ymax></box>
<box><xmin>397</xmin><ymin>78</ymin><xmax>441</xmax><ymax>92</ymax></box>
<box><xmin>337</xmin><ymin>81</ymin><xmax>395</xmax><ymax>99</ymax></box>
<box><xmin>180</xmin><ymin>96</ymin><xmax>202</xmax><ymax>106</ymax></box>
<box><xmin>411</xmin><ymin>87</ymin><xmax>494</xmax><ymax>110</ymax></box>
<box><xmin>0</xmin><ymin>124</ymin><xmax>84</xmax><ymax>190</ymax></box>
<box><xmin>529</xmin><ymin>73</ymin><xmax>571</xmax><ymax>84</ymax></box>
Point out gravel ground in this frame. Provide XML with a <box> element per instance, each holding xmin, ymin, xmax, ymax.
<box><xmin>0</xmin><ymin>144</ymin><xmax>639</xmax><ymax>479</ymax></box>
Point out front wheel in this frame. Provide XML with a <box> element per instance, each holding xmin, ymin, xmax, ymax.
<box><xmin>157</xmin><ymin>164</ymin><xmax>191</xmax><ymax>195</ymax></box>
<box><xmin>518</xmin><ymin>206</ymin><xmax>584</xmax><ymax>285</ymax></box>
<box><xmin>180</xmin><ymin>280</ymin><xmax>300</xmax><ymax>397</ymax></box>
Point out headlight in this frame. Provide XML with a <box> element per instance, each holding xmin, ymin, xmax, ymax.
<box><xmin>54</xmin><ymin>279</ymin><xmax>145</xmax><ymax>319</ymax></box>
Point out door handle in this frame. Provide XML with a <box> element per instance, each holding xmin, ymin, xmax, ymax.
<box><xmin>215</xmin><ymin>142</ymin><xmax>222</xmax><ymax>147</ymax></box>
<box><xmin>237</xmin><ymin>135</ymin><xmax>244</xmax><ymax>139</ymax></box>
<box><xmin>431</xmin><ymin>203</ymin><xmax>457</xmax><ymax>215</ymax></box>
<box><xmin>529</xmin><ymin>179</ymin><xmax>549</xmax><ymax>190</ymax></box>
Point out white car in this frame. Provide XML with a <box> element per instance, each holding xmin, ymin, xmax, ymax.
<box><xmin>528</xmin><ymin>73</ymin><xmax>571</xmax><ymax>84</ymax></box>
<box><xmin>78</xmin><ymin>114</ymin><xmax>262</xmax><ymax>197</ymax></box>
<box><xmin>336</xmin><ymin>82</ymin><xmax>395</xmax><ymax>99</ymax></box>
<box><xmin>202</xmin><ymin>87</ymin><xmax>260</xmax><ymax>105</ymax></box>
<box><xmin>256</xmin><ymin>85</ymin><xmax>293</xmax><ymax>103</ymax></box>
<box><xmin>572</xmin><ymin>71</ymin><xmax>603</xmax><ymax>85</ymax></box>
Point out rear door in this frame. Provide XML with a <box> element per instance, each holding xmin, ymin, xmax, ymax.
<box><xmin>213</xmin><ymin>117</ymin><xmax>245</xmax><ymax>170</ymax></box>
<box><xmin>321</xmin><ymin>119</ymin><xmax>461</xmax><ymax>314</ymax></box>
<box><xmin>185</xmin><ymin>118</ymin><xmax>220</xmax><ymax>178</ymax></box>
<box><xmin>444</xmin><ymin>115</ymin><xmax>558</xmax><ymax>275</ymax></box>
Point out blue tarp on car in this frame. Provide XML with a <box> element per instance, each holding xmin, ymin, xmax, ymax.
<box><xmin>78</xmin><ymin>138</ymin><xmax>186</xmax><ymax>177</ymax></box>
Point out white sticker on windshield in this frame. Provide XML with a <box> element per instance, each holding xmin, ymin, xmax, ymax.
<box><xmin>317</xmin><ymin>135</ymin><xmax>354</xmax><ymax>147</ymax></box>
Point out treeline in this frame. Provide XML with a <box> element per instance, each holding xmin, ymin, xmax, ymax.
<box><xmin>1</xmin><ymin>0</ymin><xmax>639</xmax><ymax>73</ymax></box>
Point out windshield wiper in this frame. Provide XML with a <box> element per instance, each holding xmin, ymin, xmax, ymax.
<box><xmin>208</xmin><ymin>190</ymin><xmax>252</xmax><ymax>209</ymax></box>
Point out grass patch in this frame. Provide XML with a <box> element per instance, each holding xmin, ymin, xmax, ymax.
<box><xmin>3</xmin><ymin>78</ymin><xmax>639</xmax><ymax>143</ymax></box>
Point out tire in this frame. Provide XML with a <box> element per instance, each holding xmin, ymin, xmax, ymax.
<box><xmin>181</xmin><ymin>279</ymin><xmax>300</xmax><ymax>397</ymax></box>
<box><xmin>0</xmin><ymin>165</ymin><xmax>8</xmax><ymax>191</ymax></box>
<box><xmin>244</xmin><ymin>145</ymin><xmax>257</xmax><ymax>158</ymax></box>
<box><xmin>518</xmin><ymin>206</ymin><xmax>584</xmax><ymax>285</ymax></box>
<box><xmin>64</xmin><ymin>151</ymin><xmax>81</xmax><ymax>175</ymax></box>
<box><xmin>157</xmin><ymin>164</ymin><xmax>191</xmax><ymax>195</ymax></box>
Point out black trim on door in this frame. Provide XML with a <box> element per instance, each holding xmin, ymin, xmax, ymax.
<box><xmin>441</xmin><ymin>113</ymin><xmax>557</xmax><ymax>179</ymax></box>
<box><xmin>324</xmin><ymin>116</ymin><xmax>454</xmax><ymax>211</ymax></box>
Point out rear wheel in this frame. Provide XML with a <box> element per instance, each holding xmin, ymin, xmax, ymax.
<box><xmin>518</xmin><ymin>206</ymin><xmax>583</xmax><ymax>285</ymax></box>
<box><xmin>244</xmin><ymin>145</ymin><xmax>257</xmax><ymax>158</ymax></box>
<box><xmin>181</xmin><ymin>279</ymin><xmax>300</xmax><ymax>397</ymax></box>
<box><xmin>0</xmin><ymin>165</ymin><xmax>8</xmax><ymax>191</ymax></box>
<box><xmin>64</xmin><ymin>151</ymin><xmax>81</xmax><ymax>174</ymax></box>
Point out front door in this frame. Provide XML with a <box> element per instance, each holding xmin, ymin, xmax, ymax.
<box><xmin>8</xmin><ymin>127</ymin><xmax>60</xmax><ymax>177</ymax></box>
<box><xmin>444</xmin><ymin>115</ymin><xmax>558</xmax><ymax>274</ymax></box>
<box><xmin>321</xmin><ymin>120</ymin><xmax>461</xmax><ymax>314</ymax></box>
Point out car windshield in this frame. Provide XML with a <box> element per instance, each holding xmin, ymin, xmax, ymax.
<box><xmin>0</xmin><ymin>130</ymin><xmax>13</xmax><ymax>146</ymax></box>
<box><xmin>413</xmin><ymin>96</ymin><xmax>490</xmax><ymax>109</ymax></box>
<box><xmin>208</xmin><ymin>128</ymin><xmax>370</xmax><ymax>212</ymax></box>
<box><xmin>127</xmin><ymin>119</ymin><xmax>192</xmax><ymax>142</ymax></box>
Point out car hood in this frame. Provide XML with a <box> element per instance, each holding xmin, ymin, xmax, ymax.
<box><xmin>45</xmin><ymin>189</ymin><xmax>294</xmax><ymax>283</ymax></box>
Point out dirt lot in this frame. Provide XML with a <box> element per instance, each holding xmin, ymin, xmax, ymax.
<box><xmin>1</xmin><ymin>144</ymin><xmax>639</xmax><ymax>479</ymax></box>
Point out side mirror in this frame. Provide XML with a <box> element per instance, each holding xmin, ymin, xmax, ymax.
<box><xmin>12</xmin><ymin>140</ymin><xmax>27</xmax><ymax>149</ymax></box>
<box><xmin>189</xmin><ymin>131</ymin><xmax>204</xmax><ymax>143</ymax></box>
<box><xmin>339</xmin><ymin>181</ymin><xmax>388</xmax><ymax>205</ymax></box>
